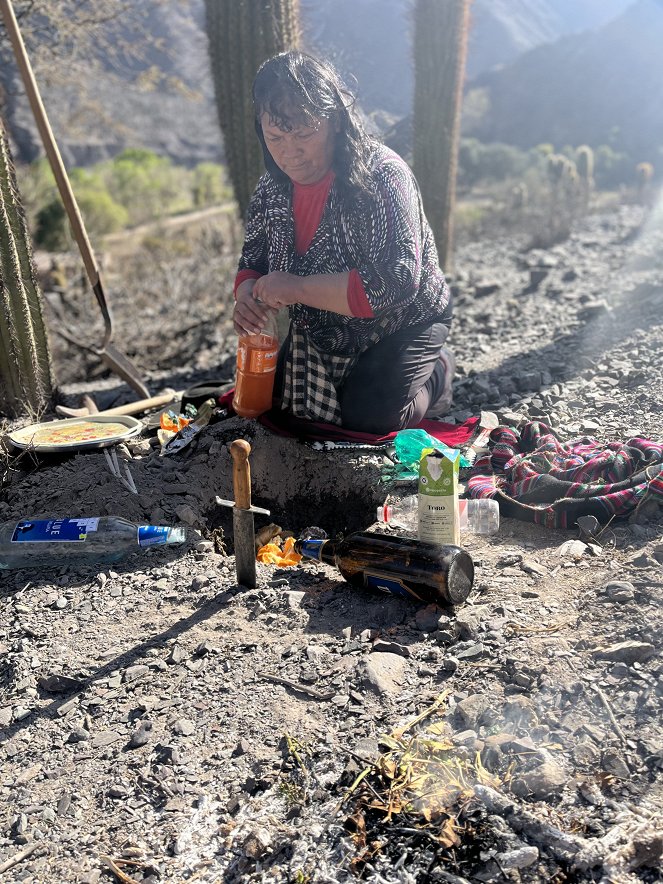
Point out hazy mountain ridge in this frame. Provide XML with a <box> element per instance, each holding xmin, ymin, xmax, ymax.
<box><xmin>1</xmin><ymin>0</ymin><xmax>647</xmax><ymax>167</ymax></box>
<box><xmin>464</xmin><ymin>0</ymin><xmax>663</xmax><ymax>163</ymax></box>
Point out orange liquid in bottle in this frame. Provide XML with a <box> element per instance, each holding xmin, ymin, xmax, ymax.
<box><xmin>233</xmin><ymin>333</ymin><xmax>279</xmax><ymax>418</ymax></box>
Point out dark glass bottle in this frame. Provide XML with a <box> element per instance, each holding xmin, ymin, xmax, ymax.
<box><xmin>294</xmin><ymin>531</ymin><xmax>474</xmax><ymax>606</ymax></box>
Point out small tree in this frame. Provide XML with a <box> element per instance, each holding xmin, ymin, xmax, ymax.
<box><xmin>412</xmin><ymin>0</ymin><xmax>471</xmax><ymax>273</ymax></box>
<box><xmin>0</xmin><ymin>117</ymin><xmax>53</xmax><ymax>417</ymax></box>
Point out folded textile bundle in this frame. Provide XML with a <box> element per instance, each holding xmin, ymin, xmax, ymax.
<box><xmin>467</xmin><ymin>421</ymin><xmax>663</xmax><ymax>528</ymax></box>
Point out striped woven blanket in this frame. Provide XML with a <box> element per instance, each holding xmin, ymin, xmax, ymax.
<box><xmin>467</xmin><ymin>421</ymin><xmax>663</xmax><ymax>528</ymax></box>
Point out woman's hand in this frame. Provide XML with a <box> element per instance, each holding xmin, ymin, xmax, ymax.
<box><xmin>252</xmin><ymin>272</ymin><xmax>301</xmax><ymax>310</ymax></box>
<box><xmin>233</xmin><ymin>279</ymin><xmax>275</xmax><ymax>335</ymax></box>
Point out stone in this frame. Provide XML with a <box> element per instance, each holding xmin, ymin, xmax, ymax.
<box><xmin>415</xmin><ymin>605</ymin><xmax>442</xmax><ymax>633</ymax></box>
<box><xmin>167</xmin><ymin>644</ymin><xmax>186</xmax><ymax>665</ymax></box>
<box><xmin>128</xmin><ymin>721</ymin><xmax>153</xmax><ymax>749</ymax></box>
<box><xmin>358</xmin><ymin>653</ymin><xmax>407</xmax><ymax>696</ymax></box>
<box><xmin>593</xmin><ymin>641</ymin><xmax>656</xmax><ymax>665</ymax></box>
<box><xmin>91</xmin><ymin>731</ymin><xmax>122</xmax><ymax>749</ymax></box>
<box><xmin>371</xmin><ymin>640</ymin><xmax>411</xmax><ymax>658</ymax></box>
<box><xmin>604</xmin><ymin>581</ymin><xmax>636</xmax><ymax>602</ymax></box>
<box><xmin>123</xmin><ymin>664</ymin><xmax>150</xmax><ymax>683</ymax></box>
<box><xmin>601</xmin><ymin>748</ymin><xmax>630</xmax><ymax>779</ymax></box>
<box><xmin>519</xmin><ymin>761</ymin><xmax>568</xmax><ymax>799</ymax></box>
<box><xmin>558</xmin><ymin>540</ymin><xmax>589</xmax><ymax>560</ymax></box>
<box><xmin>242</xmin><ymin>826</ymin><xmax>272</xmax><ymax>859</ymax></box>
<box><xmin>454</xmin><ymin>642</ymin><xmax>485</xmax><ymax>661</ymax></box>
<box><xmin>67</xmin><ymin>725</ymin><xmax>90</xmax><ymax>743</ymax></box>
<box><xmin>172</xmin><ymin>718</ymin><xmax>196</xmax><ymax>736</ymax></box>
<box><xmin>573</xmin><ymin>741</ymin><xmax>599</xmax><ymax>765</ymax></box>
<box><xmin>454</xmin><ymin>611</ymin><xmax>481</xmax><ymax>641</ymax></box>
<box><xmin>495</xmin><ymin>845</ymin><xmax>539</xmax><ymax>870</ymax></box>
<box><xmin>455</xmin><ymin>694</ymin><xmax>491</xmax><ymax>730</ymax></box>
<box><xmin>175</xmin><ymin>504</ymin><xmax>199</xmax><ymax>525</ymax></box>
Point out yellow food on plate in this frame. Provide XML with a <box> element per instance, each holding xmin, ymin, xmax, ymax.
<box><xmin>12</xmin><ymin>421</ymin><xmax>131</xmax><ymax>446</ymax></box>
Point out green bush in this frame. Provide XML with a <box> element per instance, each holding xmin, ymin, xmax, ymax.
<box><xmin>76</xmin><ymin>187</ymin><xmax>129</xmax><ymax>236</ymax></box>
<box><xmin>19</xmin><ymin>149</ymin><xmax>234</xmax><ymax>250</ymax></box>
<box><xmin>192</xmin><ymin>162</ymin><xmax>229</xmax><ymax>208</ymax></box>
<box><xmin>107</xmin><ymin>148</ymin><xmax>187</xmax><ymax>224</ymax></box>
<box><xmin>34</xmin><ymin>199</ymin><xmax>68</xmax><ymax>251</ymax></box>
<box><xmin>458</xmin><ymin>138</ymin><xmax>531</xmax><ymax>188</ymax></box>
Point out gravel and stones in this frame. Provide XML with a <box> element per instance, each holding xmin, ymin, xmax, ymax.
<box><xmin>0</xmin><ymin>204</ymin><xmax>661</xmax><ymax>882</ymax></box>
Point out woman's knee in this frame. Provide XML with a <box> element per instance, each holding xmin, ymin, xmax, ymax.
<box><xmin>340</xmin><ymin>392</ymin><xmax>406</xmax><ymax>434</ymax></box>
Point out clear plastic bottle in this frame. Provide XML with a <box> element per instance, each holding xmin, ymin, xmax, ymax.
<box><xmin>377</xmin><ymin>494</ymin><xmax>499</xmax><ymax>535</ymax></box>
<box><xmin>233</xmin><ymin>311</ymin><xmax>279</xmax><ymax>419</ymax></box>
<box><xmin>0</xmin><ymin>517</ymin><xmax>186</xmax><ymax>570</ymax></box>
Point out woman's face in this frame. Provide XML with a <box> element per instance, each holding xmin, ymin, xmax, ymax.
<box><xmin>261</xmin><ymin>112</ymin><xmax>336</xmax><ymax>185</ymax></box>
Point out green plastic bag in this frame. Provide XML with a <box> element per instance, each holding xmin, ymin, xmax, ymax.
<box><xmin>382</xmin><ymin>429</ymin><xmax>469</xmax><ymax>482</ymax></box>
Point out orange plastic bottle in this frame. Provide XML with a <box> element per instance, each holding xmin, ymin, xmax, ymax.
<box><xmin>232</xmin><ymin>313</ymin><xmax>279</xmax><ymax>419</ymax></box>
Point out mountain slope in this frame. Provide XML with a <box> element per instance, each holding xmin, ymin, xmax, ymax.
<box><xmin>463</xmin><ymin>0</ymin><xmax>663</xmax><ymax>162</ymax></box>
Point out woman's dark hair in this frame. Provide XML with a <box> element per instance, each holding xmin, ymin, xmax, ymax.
<box><xmin>252</xmin><ymin>51</ymin><xmax>377</xmax><ymax>202</ymax></box>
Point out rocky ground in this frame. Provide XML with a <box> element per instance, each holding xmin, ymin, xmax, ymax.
<box><xmin>0</xmin><ymin>201</ymin><xmax>662</xmax><ymax>883</ymax></box>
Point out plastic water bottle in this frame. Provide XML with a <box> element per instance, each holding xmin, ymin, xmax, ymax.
<box><xmin>233</xmin><ymin>311</ymin><xmax>279</xmax><ymax>419</ymax></box>
<box><xmin>377</xmin><ymin>495</ymin><xmax>499</xmax><ymax>535</ymax></box>
<box><xmin>294</xmin><ymin>531</ymin><xmax>474</xmax><ymax>606</ymax></box>
<box><xmin>0</xmin><ymin>517</ymin><xmax>186</xmax><ymax>570</ymax></box>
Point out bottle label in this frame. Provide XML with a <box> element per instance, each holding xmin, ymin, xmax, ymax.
<box><xmin>237</xmin><ymin>339</ymin><xmax>278</xmax><ymax>374</ymax></box>
<box><xmin>297</xmin><ymin>538</ymin><xmax>327</xmax><ymax>561</ymax></box>
<box><xmin>364</xmin><ymin>572</ymin><xmax>425</xmax><ymax>602</ymax></box>
<box><xmin>137</xmin><ymin>526</ymin><xmax>171</xmax><ymax>547</ymax></box>
<box><xmin>11</xmin><ymin>518</ymin><xmax>99</xmax><ymax>543</ymax></box>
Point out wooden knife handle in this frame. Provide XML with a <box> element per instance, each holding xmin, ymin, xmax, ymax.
<box><xmin>230</xmin><ymin>439</ymin><xmax>252</xmax><ymax>510</ymax></box>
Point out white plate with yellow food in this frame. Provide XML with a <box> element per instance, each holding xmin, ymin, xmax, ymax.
<box><xmin>6</xmin><ymin>415</ymin><xmax>143</xmax><ymax>452</ymax></box>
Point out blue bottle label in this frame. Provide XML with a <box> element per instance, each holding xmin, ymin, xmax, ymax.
<box><xmin>364</xmin><ymin>572</ymin><xmax>424</xmax><ymax>602</ymax></box>
<box><xmin>137</xmin><ymin>526</ymin><xmax>170</xmax><ymax>547</ymax></box>
<box><xmin>11</xmin><ymin>518</ymin><xmax>99</xmax><ymax>543</ymax></box>
<box><xmin>297</xmin><ymin>538</ymin><xmax>327</xmax><ymax>561</ymax></box>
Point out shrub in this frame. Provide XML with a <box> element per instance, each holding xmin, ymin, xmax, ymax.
<box><xmin>34</xmin><ymin>199</ymin><xmax>68</xmax><ymax>251</ymax></box>
<box><xmin>458</xmin><ymin>138</ymin><xmax>531</xmax><ymax>188</ymax></box>
<box><xmin>76</xmin><ymin>187</ymin><xmax>129</xmax><ymax>236</ymax></box>
<box><xmin>107</xmin><ymin>148</ymin><xmax>187</xmax><ymax>224</ymax></box>
<box><xmin>192</xmin><ymin>162</ymin><xmax>230</xmax><ymax>208</ymax></box>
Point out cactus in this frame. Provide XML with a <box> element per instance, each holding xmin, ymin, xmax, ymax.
<box><xmin>412</xmin><ymin>0</ymin><xmax>471</xmax><ymax>273</ymax></box>
<box><xmin>636</xmin><ymin>162</ymin><xmax>654</xmax><ymax>206</ymax></box>
<box><xmin>204</xmin><ymin>0</ymin><xmax>300</xmax><ymax>219</ymax></box>
<box><xmin>576</xmin><ymin>145</ymin><xmax>594</xmax><ymax>185</ymax></box>
<box><xmin>0</xmin><ymin>118</ymin><xmax>54</xmax><ymax>418</ymax></box>
<box><xmin>576</xmin><ymin>145</ymin><xmax>594</xmax><ymax>212</ymax></box>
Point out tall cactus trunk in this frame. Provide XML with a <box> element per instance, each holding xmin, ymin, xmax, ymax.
<box><xmin>0</xmin><ymin>117</ymin><xmax>53</xmax><ymax>418</ymax></box>
<box><xmin>412</xmin><ymin>0</ymin><xmax>471</xmax><ymax>273</ymax></box>
<box><xmin>204</xmin><ymin>0</ymin><xmax>300</xmax><ymax>220</ymax></box>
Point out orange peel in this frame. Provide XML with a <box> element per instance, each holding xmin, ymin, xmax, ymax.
<box><xmin>257</xmin><ymin>535</ymin><xmax>302</xmax><ymax>566</ymax></box>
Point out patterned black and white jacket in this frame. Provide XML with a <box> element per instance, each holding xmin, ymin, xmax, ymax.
<box><xmin>238</xmin><ymin>144</ymin><xmax>451</xmax><ymax>422</ymax></box>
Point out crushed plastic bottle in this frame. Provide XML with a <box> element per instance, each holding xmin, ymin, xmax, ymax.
<box><xmin>0</xmin><ymin>517</ymin><xmax>186</xmax><ymax>570</ymax></box>
<box><xmin>377</xmin><ymin>494</ymin><xmax>500</xmax><ymax>535</ymax></box>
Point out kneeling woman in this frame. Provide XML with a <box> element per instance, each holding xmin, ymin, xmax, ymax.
<box><xmin>232</xmin><ymin>51</ymin><xmax>455</xmax><ymax>434</ymax></box>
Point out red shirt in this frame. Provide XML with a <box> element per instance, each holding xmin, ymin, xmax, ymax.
<box><xmin>234</xmin><ymin>171</ymin><xmax>373</xmax><ymax>318</ymax></box>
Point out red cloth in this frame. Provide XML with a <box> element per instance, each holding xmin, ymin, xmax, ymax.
<box><xmin>233</xmin><ymin>169</ymin><xmax>373</xmax><ymax>317</ymax></box>
<box><xmin>217</xmin><ymin>390</ymin><xmax>478</xmax><ymax>445</ymax></box>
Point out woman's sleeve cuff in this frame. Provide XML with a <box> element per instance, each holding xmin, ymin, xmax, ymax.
<box><xmin>347</xmin><ymin>268</ymin><xmax>374</xmax><ymax>318</ymax></box>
